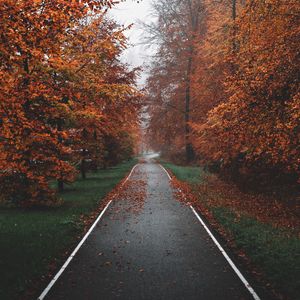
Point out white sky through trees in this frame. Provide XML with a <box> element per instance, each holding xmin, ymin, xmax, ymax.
<box><xmin>109</xmin><ymin>0</ymin><xmax>156</xmax><ymax>86</ymax></box>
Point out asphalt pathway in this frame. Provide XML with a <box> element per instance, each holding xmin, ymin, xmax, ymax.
<box><xmin>43</xmin><ymin>159</ymin><xmax>256</xmax><ymax>300</ymax></box>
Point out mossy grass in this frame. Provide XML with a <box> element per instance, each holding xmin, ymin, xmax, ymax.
<box><xmin>159</xmin><ymin>160</ymin><xmax>206</xmax><ymax>184</ymax></box>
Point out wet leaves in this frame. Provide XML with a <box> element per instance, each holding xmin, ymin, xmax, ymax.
<box><xmin>195</xmin><ymin>175</ymin><xmax>300</xmax><ymax>233</ymax></box>
<box><xmin>104</xmin><ymin>261</ymin><xmax>112</xmax><ymax>267</ymax></box>
<box><xmin>168</xmin><ymin>165</ymin><xmax>298</xmax><ymax>300</ymax></box>
<box><xmin>112</xmin><ymin>168</ymin><xmax>147</xmax><ymax>216</ymax></box>
<box><xmin>78</xmin><ymin>167</ymin><xmax>146</xmax><ymax>233</ymax></box>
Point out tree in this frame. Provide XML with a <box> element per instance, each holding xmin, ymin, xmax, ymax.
<box><xmin>145</xmin><ymin>0</ymin><xmax>204</xmax><ymax>162</ymax></box>
<box><xmin>0</xmin><ymin>1</ymin><xmax>142</xmax><ymax>206</ymax></box>
<box><xmin>146</xmin><ymin>0</ymin><xmax>299</xmax><ymax>188</ymax></box>
<box><xmin>193</xmin><ymin>0</ymin><xmax>300</xmax><ymax>184</ymax></box>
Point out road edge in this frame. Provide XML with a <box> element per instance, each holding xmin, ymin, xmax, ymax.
<box><xmin>37</xmin><ymin>163</ymin><xmax>139</xmax><ymax>300</ymax></box>
<box><xmin>158</xmin><ymin>163</ymin><xmax>261</xmax><ymax>300</ymax></box>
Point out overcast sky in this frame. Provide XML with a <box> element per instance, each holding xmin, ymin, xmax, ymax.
<box><xmin>109</xmin><ymin>0</ymin><xmax>157</xmax><ymax>85</ymax></box>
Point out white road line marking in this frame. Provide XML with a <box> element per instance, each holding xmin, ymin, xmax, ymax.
<box><xmin>124</xmin><ymin>164</ymin><xmax>139</xmax><ymax>184</ymax></box>
<box><xmin>37</xmin><ymin>200</ymin><xmax>112</xmax><ymax>300</ymax></box>
<box><xmin>190</xmin><ymin>206</ymin><xmax>261</xmax><ymax>300</ymax></box>
<box><xmin>159</xmin><ymin>164</ymin><xmax>172</xmax><ymax>180</ymax></box>
<box><xmin>37</xmin><ymin>164</ymin><xmax>139</xmax><ymax>300</ymax></box>
<box><xmin>159</xmin><ymin>164</ymin><xmax>261</xmax><ymax>300</ymax></box>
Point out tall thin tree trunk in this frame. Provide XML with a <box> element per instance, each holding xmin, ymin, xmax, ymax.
<box><xmin>93</xmin><ymin>130</ymin><xmax>98</xmax><ymax>171</ymax></box>
<box><xmin>80</xmin><ymin>158</ymin><xmax>86</xmax><ymax>179</ymax></box>
<box><xmin>232</xmin><ymin>0</ymin><xmax>237</xmax><ymax>53</ymax></box>
<box><xmin>80</xmin><ymin>149</ymin><xmax>87</xmax><ymax>179</ymax></box>
<box><xmin>184</xmin><ymin>0</ymin><xmax>201</xmax><ymax>163</ymax></box>
<box><xmin>81</xmin><ymin>129</ymin><xmax>88</xmax><ymax>179</ymax></box>
<box><xmin>57</xmin><ymin>120</ymin><xmax>64</xmax><ymax>191</ymax></box>
<box><xmin>232</xmin><ymin>0</ymin><xmax>236</xmax><ymax>20</ymax></box>
<box><xmin>185</xmin><ymin>50</ymin><xmax>194</xmax><ymax>163</ymax></box>
<box><xmin>57</xmin><ymin>180</ymin><xmax>64</xmax><ymax>192</ymax></box>
<box><xmin>231</xmin><ymin>0</ymin><xmax>237</xmax><ymax>75</ymax></box>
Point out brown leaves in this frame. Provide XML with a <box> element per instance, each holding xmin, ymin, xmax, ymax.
<box><xmin>113</xmin><ymin>171</ymin><xmax>147</xmax><ymax>216</ymax></box>
<box><xmin>0</xmin><ymin>1</ymin><xmax>142</xmax><ymax>205</ymax></box>
<box><xmin>191</xmin><ymin>0</ymin><xmax>300</xmax><ymax>183</ymax></box>
<box><xmin>195</xmin><ymin>174</ymin><xmax>300</xmax><ymax>233</ymax></box>
<box><xmin>79</xmin><ymin>167</ymin><xmax>147</xmax><ymax>233</ymax></box>
<box><xmin>145</xmin><ymin>0</ymin><xmax>299</xmax><ymax>187</ymax></box>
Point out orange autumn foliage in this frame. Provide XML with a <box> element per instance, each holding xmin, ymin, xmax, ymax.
<box><xmin>145</xmin><ymin>0</ymin><xmax>204</xmax><ymax>162</ymax></box>
<box><xmin>193</xmin><ymin>0</ymin><xmax>300</xmax><ymax>182</ymax></box>
<box><xmin>146</xmin><ymin>0</ymin><xmax>299</xmax><ymax>186</ymax></box>
<box><xmin>0</xmin><ymin>1</ymin><xmax>141</xmax><ymax>206</ymax></box>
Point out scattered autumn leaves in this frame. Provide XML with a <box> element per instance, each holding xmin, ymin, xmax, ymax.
<box><xmin>194</xmin><ymin>175</ymin><xmax>300</xmax><ymax>234</ymax></box>
<box><xmin>80</xmin><ymin>166</ymin><xmax>147</xmax><ymax>233</ymax></box>
<box><xmin>167</xmin><ymin>167</ymin><xmax>297</xmax><ymax>300</ymax></box>
<box><xmin>168</xmin><ymin>168</ymin><xmax>299</xmax><ymax>235</ymax></box>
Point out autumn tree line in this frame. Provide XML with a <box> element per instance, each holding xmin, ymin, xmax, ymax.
<box><xmin>146</xmin><ymin>0</ymin><xmax>300</xmax><ymax>187</ymax></box>
<box><xmin>0</xmin><ymin>1</ymin><xmax>142</xmax><ymax>206</ymax></box>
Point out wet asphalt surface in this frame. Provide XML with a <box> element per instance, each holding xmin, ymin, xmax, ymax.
<box><xmin>45</xmin><ymin>159</ymin><xmax>254</xmax><ymax>300</ymax></box>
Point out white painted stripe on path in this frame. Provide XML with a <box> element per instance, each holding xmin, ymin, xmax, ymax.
<box><xmin>159</xmin><ymin>164</ymin><xmax>172</xmax><ymax>180</ymax></box>
<box><xmin>190</xmin><ymin>206</ymin><xmax>261</xmax><ymax>300</ymax></box>
<box><xmin>159</xmin><ymin>164</ymin><xmax>261</xmax><ymax>300</ymax></box>
<box><xmin>37</xmin><ymin>164</ymin><xmax>139</xmax><ymax>300</ymax></box>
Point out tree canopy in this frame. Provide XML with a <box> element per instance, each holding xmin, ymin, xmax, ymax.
<box><xmin>0</xmin><ymin>0</ymin><xmax>142</xmax><ymax>206</ymax></box>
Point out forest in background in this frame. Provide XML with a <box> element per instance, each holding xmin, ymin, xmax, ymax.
<box><xmin>2</xmin><ymin>0</ymin><xmax>299</xmax><ymax>206</ymax></box>
<box><xmin>146</xmin><ymin>0</ymin><xmax>300</xmax><ymax>192</ymax></box>
<box><xmin>0</xmin><ymin>2</ymin><xmax>299</xmax><ymax>298</ymax></box>
<box><xmin>0</xmin><ymin>0</ymin><xmax>142</xmax><ymax>206</ymax></box>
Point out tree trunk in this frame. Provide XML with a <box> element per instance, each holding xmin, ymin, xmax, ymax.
<box><xmin>80</xmin><ymin>154</ymin><xmax>87</xmax><ymax>179</ymax></box>
<box><xmin>81</xmin><ymin>129</ymin><xmax>88</xmax><ymax>179</ymax></box>
<box><xmin>232</xmin><ymin>0</ymin><xmax>237</xmax><ymax>52</ymax></box>
<box><xmin>57</xmin><ymin>120</ymin><xmax>65</xmax><ymax>190</ymax></box>
<box><xmin>185</xmin><ymin>51</ymin><xmax>195</xmax><ymax>163</ymax></box>
<box><xmin>93</xmin><ymin>130</ymin><xmax>98</xmax><ymax>171</ymax></box>
<box><xmin>184</xmin><ymin>0</ymin><xmax>200</xmax><ymax>163</ymax></box>
<box><xmin>232</xmin><ymin>0</ymin><xmax>236</xmax><ymax>20</ymax></box>
<box><xmin>57</xmin><ymin>180</ymin><xmax>64</xmax><ymax>192</ymax></box>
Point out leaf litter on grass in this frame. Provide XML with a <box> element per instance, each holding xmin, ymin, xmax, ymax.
<box><xmin>195</xmin><ymin>175</ymin><xmax>300</xmax><ymax>234</ymax></box>
<box><xmin>166</xmin><ymin>167</ymin><xmax>299</xmax><ymax>300</ymax></box>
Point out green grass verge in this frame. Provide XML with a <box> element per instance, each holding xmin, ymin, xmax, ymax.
<box><xmin>213</xmin><ymin>207</ymin><xmax>300</xmax><ymax>299</ymax></box>
<box><xmin>0</xmin><ymin>159</ymin><xmax>137</xmax><ymax>300</ymax></box>
<box><xmin>160</xmin><ymin>161</ymin><xmax>206</xmax><ymax>184</ymax></box>
<box><xmin>160</xmin><ymin>161</ymin><xmax>300</xmax><ymax>300</ymax></box>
